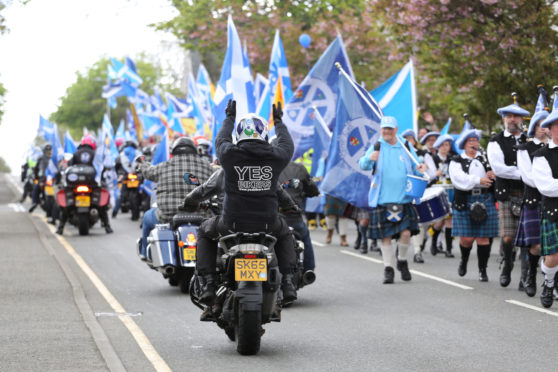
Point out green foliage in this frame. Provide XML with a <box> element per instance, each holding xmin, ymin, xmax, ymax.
<box><xmin>0</xmin><ymin>81</ymin><xmax>5</xmax><ymax>125</ymax></box>
<box><xmin>0</xmin><ymin>155</ymin><xmax>11</xmax><ymax>173</ymax></box>
<box><xmin>50</xmin><ymin>56</ymin><xmax>169</xmax><ymax>136</ymax></box>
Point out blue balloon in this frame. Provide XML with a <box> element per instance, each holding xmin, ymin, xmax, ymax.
<box><xmin>299</xmin><ymin>33</ymin><xmax>311</xmax><ymax>49</ymax></box>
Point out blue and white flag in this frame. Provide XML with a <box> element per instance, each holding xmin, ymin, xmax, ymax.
<box><xmin>64</xmin><ymin>130</ymin><xmax>77</xmax><ymax>158</ymax></box>
<box><xmin>141</xmin><ymin>113</ymin><xmax>166</xmax><ymax>138</ymax></box>
<box><xmin>38</xmin><ymin>115</ymin><xmax>55</xmax><ymax>142</ymax></box>
<box><xmin>115</xmin><ymin>120</ymin><xmax>125</xmax><ymax>140</ymax></box>
<box><xmin>256</xmin><ymin>80</ymin><xmax>271</xmax><ymax>122</ymax></box>
<box><xmin>254</xmin><ymin>73</ymin><xmax>269</xmax><ymax>107</ymax></box>
<box><xmin>152</xmin><ymin>130</ymin><xmax>170</xmax><ymax>165</ymax></box>
<box><xmin>370</xmin><ymin>59</ymin><xmax>417</xmax><ymax>135</ymax></box>
<box><xmin>269</xmin><ymin>29</ymin><xmax>292</xmax><ymax>103</ymax></box>
<box><xmin>320</xmin><ymin>72</ymin><xmax>382</xmax><ymax>209</ymax></box>
<box><xmin>440</xmin><ymin>118</ymin><xmax>452</xmax><ymax>135</ymax></box>
<box><xmin>196</xmin><ymin>64</ymin><xmax>215</xmax><ymax>122</ymax></box>
<box><xmin>213</xmin><ymin>15</ymin><xmax>256</xmax><ymax>138</ymax></box>
<box><xmin>283</xmin><ymin>36</ymin><xmax>354</xmax><ymax>159</ymax></box>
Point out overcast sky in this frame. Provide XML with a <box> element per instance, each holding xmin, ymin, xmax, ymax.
<box><xmin>0</xmin><ymin>0</ymin><xmax>180</xmax><ymax>172</ymax></box>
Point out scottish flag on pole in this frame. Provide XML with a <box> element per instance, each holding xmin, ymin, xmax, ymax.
<box><xmin>320</xmin><ymin>71</ymin><xmax>382</xmax><ymax>209</ymax></box>
<box><xmin>283</xmin><ymin>36</ymin><xmax>354</xmax><ymax>160</ymax></box>
<box><xmin>213</xmin><ymin>16</ymin><xmax>255</xmax><ymax>138</ymax></box>
<box><xmin>370</xmin><ymin>60</ymin><xmax>417</xmax><ymax>135</ymax></box>
<box><xmin>38</xmin><ymin>115</ymin><xmax>55</xmax><ymax>142</ymax></box>
<box><xmin>64</xmin><ymin>131</ymin><xmax>77</xmax><ymax>157</ymax></box>
<box><xmin>152</xmin><ymin>129</ymin><xmax>170</xmax><ymax>165</ymax></box>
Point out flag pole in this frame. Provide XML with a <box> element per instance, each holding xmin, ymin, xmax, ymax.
<box><xmin>312</xmin><ymin>106</ymin><xmax>332</xmax><ymax>139</ymax></box>
<box><xmin>334</xmin><ymin>62</ymin><xmax>428</xmax><ymax>177</ymax></box>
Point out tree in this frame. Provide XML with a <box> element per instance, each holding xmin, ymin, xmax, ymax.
<box><xmin>50</xmin><ymin>56</ymin><xmax>176</xmax><ymax>138</ymax></box>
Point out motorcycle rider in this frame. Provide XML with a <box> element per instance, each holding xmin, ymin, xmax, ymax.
<box><xmin>57</xmin><ymin>136</ymin><xmax>113</xmax><ymax>235</ymax></box>
<box><xmin>136</xmin><ymin>136</ymin><xmax>214</xmax><ymax>259</ymax></box>
<box><xmin>29</xmin><ymin>143</ymin><xmax>53</xmax><ymax>213</ymax></box>
<box><xmin>195</xmin><ymin>100</ymin><xmax>298</xmax><ymax>306</ymax></box>
<box><xmin>114</xmin><ymin>140</ymin><xmax>143</xmax><ymax>219</ymax></box>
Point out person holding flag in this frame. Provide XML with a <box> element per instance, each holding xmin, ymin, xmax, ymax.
<box><xmin>28</xmin><ymin>143</ymin><xmax>53</xmax><ymax>213</ymax></box>
<box><xmin>359</xmin><ymin>116</ymin><xmax>428</xmax><ymax>284</ymax></box>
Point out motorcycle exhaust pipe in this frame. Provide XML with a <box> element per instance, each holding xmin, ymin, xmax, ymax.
<box><xmin>302</xmin><ymin>270</ymin><xmax>316</xmax><ymax>285</ymax></box>
<box><xmin>163</xmin><ymin>265</ymin><xmax>175</xmax><ymax>276</ymax></box>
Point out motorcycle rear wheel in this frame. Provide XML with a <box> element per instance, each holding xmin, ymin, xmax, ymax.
<box><xmin>236</xmin><ymin>308</ymin><xmax>261</xmax><ymax>355</ymax></box>
<box><xmin>78</xmin><ymin>213</ymin><xmax>89</xmax><ymax>236</ymax></box>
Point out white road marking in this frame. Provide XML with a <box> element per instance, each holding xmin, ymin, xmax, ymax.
<box><xmin>340</xmin><ymin>250</ymin><xmax>474</xmax><ymax>290</ymax></box>
<box><xmin>505</xmin><ymin>299</ymin><xmax>558</xmax><ymax>317</ymax></box>
<box><xmin>8</xmin><ymin>203</ymin><xmax>25</xmax><ymax>212</ymax></box>
<box><xmin>45</xmin><ymin>221</ymin><xmax>172</xmax><ymax>372</ymax></box>
<box><xmin>311</xmin><ymin>240</ymin><xmax>325</xmax><ymax>247</ymax></box>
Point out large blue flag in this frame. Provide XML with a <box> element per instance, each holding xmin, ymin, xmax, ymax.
<box><xmin>320</xmin><ymin>72</ymin><xmax>382</xmax><ymax>209</ymax></box>
<box><xmin>64</xmin><ymin>131</ymin><xmax>77</xmax><ymax>157</ymax></box>
<box><xmin>370</xmin><ymin>60</ymin><xmax>417</xmax><ymax>135</ymax></box>
<box><xmin>283</xmin><ymin>36</ymin><xmax>354</xmax><ymax>159</ymax></box>
<box><xmin>152</xmin><ymin>130</ymin><xmax>170</xmax><ymax>165</ymax></box>
<box><xmin>213</xmin><ymin>15</ymin><xmax>256</xmax><ymax>141</ymax></box>
<box><xmin>269</xmin><ymin>29</ymin><xmax>292</xmax><ymax>103</ymax></box>
<box><xmin>38</xmin><ymin>115</ymin><xmax>55</xmax><ymax>142</ymax></box>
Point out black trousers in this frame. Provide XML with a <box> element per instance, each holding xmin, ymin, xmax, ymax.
<box><xmin>196</xmin><ymin>215</ymin><xmax>297</xmax><ymax>276</ymax></box>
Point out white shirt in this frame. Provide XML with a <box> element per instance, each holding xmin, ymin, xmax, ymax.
<box><xmin>423</xmin><ymin>152</ymin><xmax>438</xmax><ymax>180</ymax></box>
<box><xmin>517</xmin><ymin>138</ymin><xmax>543</xmax><ymax>188</ymax></box>
<box><xmin>532</xmin><ymin>140</ymin><xmax>558</xmax><ymax>198</ymax></box>
<box><xmin>449</xmin><ymin>151</ymin><xmax>487</xmax><ymax>191</ymax></box>
<box><xmin>487</xmin><ymin>130</ymin><xmax>521</xmax><ymax>180</ymax></box>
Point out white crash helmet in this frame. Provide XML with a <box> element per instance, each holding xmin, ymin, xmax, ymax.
<box><xmin>235</xmin><ymin>114</ymin><xmax>269</xmax><ymax>143</ymax></box>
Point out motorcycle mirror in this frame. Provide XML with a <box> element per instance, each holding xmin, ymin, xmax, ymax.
<box><xmin>183</xmin><ymin>172</ymin><xmax>200</xmax><ymax>186</ymax></box>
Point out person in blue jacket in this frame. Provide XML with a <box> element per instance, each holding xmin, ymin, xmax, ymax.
<box><xmin>359</xmin><ymin>116</ymin><xmax>428</xmax><ymax>284</ymax></box>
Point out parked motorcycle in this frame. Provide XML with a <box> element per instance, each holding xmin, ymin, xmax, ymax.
<box><xmin>190</xmin><ymin>231</ymin><xmax>283</xmax><ymax>355</ymax></box>
<box><xmin>56</xmin><ymin>165</ymin><xmax>110</xmax><ymax>235</ymax></box>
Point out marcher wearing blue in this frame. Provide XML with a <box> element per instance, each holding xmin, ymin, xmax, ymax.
<box><xmin>359</xmin><ymin>116</ymin><xmax>428</xmax><ymax>284</ymax></box>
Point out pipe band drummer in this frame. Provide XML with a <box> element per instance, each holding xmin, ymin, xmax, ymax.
<box><xmin>359</xmin><ymin>116</ymin><xmax>428</xmax><ymax>285</ymax></box>
<box><xmin>448</xmin><ymin>129</ymin><xmax>498</xmax><ymax>282</ymax></box>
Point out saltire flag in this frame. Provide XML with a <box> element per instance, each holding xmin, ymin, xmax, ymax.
<box><xmin>283</xmin><ymin>35</ymin><xmax>354</xmax><ymax>159</ymax></box>
<box><xmin>64</xmin><ymin>131</ymin><xmax>77</xmax><ymax>157</ymax></box>
<box><xmin>102</xmin><ymin>114</ymin><xmax>114</xmax><ymax>138</ymax></box>
<box><xmin>152</xmin><ymin>129</ymin><xmax>170</xmax><ymax>165</ymax></box>
<box><xmin>197</xmin><ymin>64</ymin><xmax>215</xmax><ymax>100</ymax></box>
<box><xmin>141</xmin><ymin>113</ymin><xmax>167</xmax><ymax>138</ymax></box>
<box><xmin>124</xmin><ymin>57</ymin><xmax>143</xmax><ymax>86</ymax></box>
<box><xmin>269</xmin><ymin>29</ymin><xmax>292</xmax><ymax>103</ymax></box>
<box><xmin>320</xmin><ymin>71</ymin><xmax>382</xmax><ymax>210</ymax></box>
<box><xmin>213</xmin><ymin>15</ymin><xmax>256</xmax><ymax>143</ymax></box>
<box><xmin>38</xmin><ymin>115</ymin><xmax>55</xmax><ymax>142</ymax></box>
<box><xmin>254</xmin><ymin>73</ymin><xmax>269</xmax><ymax>107</ymax></box>
<box><xmin>305</xmin><ymin>108</ymin><xmax>333</xmax><ymax>213</ymax></box>
<box><xmin>115</xmin><ymin>120</ymin><xmax>125</xmax><ymax>140</ymax></box>
<box><xmin>256</xmin><ymin>81</ymin><xmax>272</xmax><ymax>123</ymax></box>
<box><xmin>101</xmin><ymin>80</ymin><xmax>137</xmax><ymax>99</ymax></box>
<box><xmin>440</xmin><ymin>118</ymin><xmax>452</xmax><ymax>135</ymax></box>
<box><xmin>152</xmin><ymin>89</ymin><xmax>167</xmax><ymax>112</ymax></box>
<box><xmin>370</xmin><ymin>59</ymin><xmax>418</xmax><ymax>135</ymax></box>
<box><xmin>167</xmin><ymin>100</ymin><xmax>186</xmax><ymax>136</ymax></box>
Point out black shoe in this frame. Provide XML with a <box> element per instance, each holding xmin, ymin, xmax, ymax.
<box><xmin>479</xmin><ymin>268</ymin><xmax>488</xmax><ymax>282</ymax></box>
<box><xmin>458</xmin><ymin>260</ymin><xmax>467</xmax><ymax>277</ymax></box>
<box><xmin>360</xmin><ymin>239</ymin><xmax>368</xmax><ymax>254</ymax></box>
<box><xmin>112</xmin><ymin>212</ymin><xmax>117</xmax><ymax>218</ymax></box>
<box><xmin>56</xmin><ymin>226</ymin><xmax>64</xmax><ymax>235</ymax></box>
<box><xmin>199</xmin><ymin>274</ymin><xmax>218</xmax><ymax>306</ymax></box>
<box><xmin>281</xmin><ymin>274</ymin><xmax>298</xmax><ymax>304</ymax></box>
<box><xmin>383</xmin><ymin>266</ymin><xmax>395</xmax><ymax>284</ymax></box>
<box><xmin>370</xmin><ymin>240</ymin><xmax>380</xmax><ymax>252</ymax></box>
<box><xmin>541</xmin><ymin>281</ymin><xmax>554</xmax><ymax>308</ymax></box>
<box><xmin>413</xmin><ymin>252</ymin><xmax>424</xmax><ymax>263</ymax></box>
<box><xmin>518</xmin><ymin>280</ymin><xmax>524</xmax><ymax>292</ymax></box>
<box><xmin>499</xmin><ymin>260</ymin><xmax>513</xmax><ymax>287</ymax></box>
<box><xmin>105</xmin><ymin>225</ymin><xmax>114</xmax><ymax>234</ymax></box>
<box><xmin>396</xmin><ymin>260</ymin><xmax>412</xmax><ymax>281</ymax></box>
<box><xmin>445</xmin><ymin>250</ymin><xmax>455</xmax><ymax>258</ymax></box>
<box><xmin>430</xmin><ymin>242</ymin><xmax>438</xmax><ymax>256</ymax></box>
<box><xmin>524</xmin><ymin>272</ymin><xmax>537</xmax><ymax>297</ymax></box>
<box><xmin>354</xmin><ymin>232</ymin><xmax>361</xmax><ymax>250</ymax></box>
<box><xmin>28</xmin><ymin>203</ymin><xmax>38</xmax><ymax>213</ymax></box>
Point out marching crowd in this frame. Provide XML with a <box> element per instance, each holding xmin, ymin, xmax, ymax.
<box><xmin>19</xmin><ymin>89</ymin><xmax>558</xmax><ymax>311</ymax></box>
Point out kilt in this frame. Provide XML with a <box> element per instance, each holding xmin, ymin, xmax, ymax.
<box><xmin>540</xmin><ymin>214</ymin><xmax>558</xmax><ymax>256</ymax></box>
<box><xmin>452</xmin><ymin>193</ymin><xmax>498</xmax><ymax>238</ymax></box>
<box><xmin>324</xmin><ymin>195</ymin><xmax>347</xmax><ymax>216</ymax></box>
<box><xmin>497</xmin><ymin>189</ymin><xmax>523</xmax><ymax>238</ymax></box>
<box><xmin>368</xmin><ymin>204</ymin><xmax>419</xmax><ymax>240</ymax></box>
<box><xmin>343</xmin><ymin>205</ymin><xmax>370</xmax><ymax>221</ymax></box>
<box><xmin>513</xmin><ymin>205</ymin><xmax>541</xmax><ymax>248</ymax></box>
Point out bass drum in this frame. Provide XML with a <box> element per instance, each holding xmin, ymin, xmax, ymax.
<box><xmin>415</xmin><ymin>187</ymin><xmax>451</xmax><ymax>224</ymax></box>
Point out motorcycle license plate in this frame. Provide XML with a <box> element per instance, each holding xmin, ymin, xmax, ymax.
<box><xmin>183</xmin><ymin>247</ymin><xmax>196</xmax><ymax>261</ymax></box>
<box><xmin>127</xmin><ymin>180</ymin><xmax>140</xmax><ymax>188</ymax></box>
<box><xmin>235</xmin><ymin>259</ymin><xmax>267</xmax><ymax>281</ymax></box>
<box><xmin>45</xmin><ymin>186</ymin><xmax>54</xmax><ymax>196</ymax></box>
<box><xmin>75</xmin><ymin>195</ymin><xmax>90</xmax><ymax>207</ymax></box>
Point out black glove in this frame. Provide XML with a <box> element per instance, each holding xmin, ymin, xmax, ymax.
<box><xmin>182</xmin><ymin>198</ymin><xmax>198</xmax><ymax>212</ymax></box>
<box><xmin>272</xmin><ymin>101</ymin><xmax>283</xmax><ymax>122</ymax></box>
<box><xmin>225</xmin><ymin>99</ymin><xmax>236</xmax><ymax>119</ymax></box>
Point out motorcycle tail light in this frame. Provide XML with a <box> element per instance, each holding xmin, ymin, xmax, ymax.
<box><xmin>46</xmin><ymin>179</ymin><xmax>53</xmax><ymax>186</ymax></box>
<box><xmin>128</xmin><ymin>173</ymin><xmax>138</xmax><ymax>180</ymax></box>
<box><xmin>243</xmin><ymin>254</ymin><xmax>257</xmax><ymax>259</ymax></box>
<box><xmin>75</xmin><ymin>185</ymin><xmax>91</xmax><ymax>193</ymax></box>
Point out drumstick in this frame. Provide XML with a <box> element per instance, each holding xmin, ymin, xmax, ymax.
<box><xmin>396</xmin><ymin>135</ymin><xmax>431</xmax><ymax>181</ymax></box>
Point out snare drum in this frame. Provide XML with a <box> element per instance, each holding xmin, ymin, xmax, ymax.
<box><xmin>431</xmin><ymin>183</ymin><xmax>455</xmax><ymax>204</ymax></box>
<box><xmin>415</xmin><ymin>187</ymin><xmax>451</xmax><ymax>223</ymax></box>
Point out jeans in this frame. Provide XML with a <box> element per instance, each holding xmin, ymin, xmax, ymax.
<box><xmin>141</xmin><ymin>207</ymin><xmax>159</xmax><ymax>257</ymax></box>
<box><xmin>290</xmin><ymin>220</ymin><xmax>316</xmax><ymax>271</ymax></box>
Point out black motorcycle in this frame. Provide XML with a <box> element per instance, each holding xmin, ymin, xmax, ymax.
<box><xmin>190</xmin><ymin>232</ymin><xmax>282</xmax><ymax>355</ymax></box>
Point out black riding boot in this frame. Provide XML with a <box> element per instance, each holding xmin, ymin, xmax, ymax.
<box><xmin>430</xmin><ymin>228</ymin><xmax>441</xmax><ymax>256</ymax></box>
<box><xmin>524</xmin><ymin>251</ymin><xmax>539</xmax><ymax>297</ymax></box>
<box><xmin>499</xmin><ymin>241</ymin><xmax>514</xmax><ymax>287</ymax></box>
<box><xmin>477</xmin><ymin>244</ymin><xmax>491</xmax><ymax>282</ymax></box>
<box><xmin>458</xmin><ymin>245</ymin><xmax>472</xmax><ymax>277</ymax></box>
<box><xmin>99</xmin><ymin>207</ymin><xmax>113</xmax><ymax>234</ymax></box>
<box><xmin>354</xmin><ymin>222</ymin><xmax>362</xmax><ymax>251</ymax></box>
<box><xmin>445</xmin><ymin>228</ymin><xmax>454</xmax><ymax>257</ymax></box>
<box><xmin>281</xmin><ymin>273</ymin><xmax>297</xmax><ymax>304</ymax></box>
<box><xmin>56</xmin><ymin>211</ymin><xmax>68</xmax><ymax>235</ymax></box>
<box><xmin>518</xmin><ymin>247</ymin><xmax>528</xmax><ymax>291</ymax></box>
<box><xmin>359</xmin><ymin>224</ymin><xmax>368</xmax><ymax>254</ymax></box>
<box><xmin>199</xmin><ymin>273</ymin><xmax>218</xmax><ymax>306</ymax></box>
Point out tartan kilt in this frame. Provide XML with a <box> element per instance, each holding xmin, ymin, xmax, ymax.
<box><xmin>324</xmin><ymin>195</ymin><xmax>348</xmax><ymax>216</ymax></box>
<box><xmin>368</xmin><ymin>204</ymin><xmax>420</xmax><ymax>240</ymax></box>
<box><xmin>452</xmin><ymin>193</ymin><xmax>498</xmax><ymax>238</ymax></box>
<box><xmin>540</xmin><ymin>213</ymin><xmax>558</xmax><ymax>256</ymax></box>
<box><xmin>497</xmin><ymin>189</ymin><xmax>523</xmax><ymax>238</ymax></box>
<box><xmin>513</xmin><ymin>205</ymin><xmax>541</xmax><ymax>248</ymax></box>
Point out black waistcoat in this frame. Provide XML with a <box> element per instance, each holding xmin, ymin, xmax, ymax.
<box><xmin>533</xmin><ymin>145</ymin><xmax>558</xmax><ymax>221</ymax></box>
<box><xmin>490</xmin><ymin>131</ymin><xmax>526</xmax><ymax>200</ymax></box>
